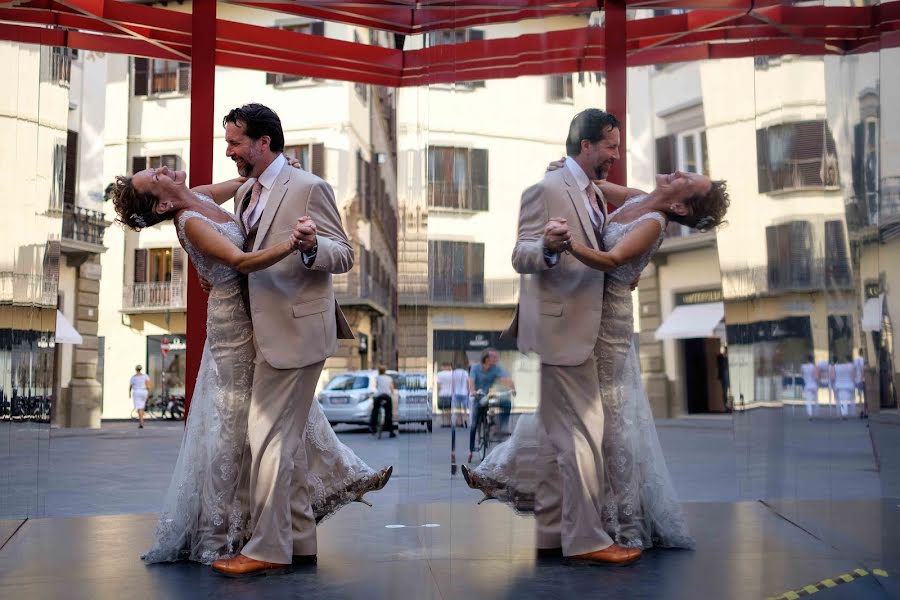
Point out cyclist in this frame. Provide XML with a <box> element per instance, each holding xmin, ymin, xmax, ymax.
<box><xmin>369</xmin><ymin>365</ymin><xmax>396</xmax><ymax>438</ymax></box>
<box><xmin>467</xmin><ymin>348</ymin><xmax>515</xmax><ymax>463</ymax></box>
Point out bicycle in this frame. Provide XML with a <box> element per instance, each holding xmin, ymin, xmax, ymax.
<box><xmin>370</xmin><ymin>394</ymin><xmax>393</xmax><ymax>439</ymax></box>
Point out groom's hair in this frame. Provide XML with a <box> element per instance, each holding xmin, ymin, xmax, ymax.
<box><xmin>223</xmin><ymin>103</ymin><xmax>285</xmax><ymax>152</ymax></box>
<box><xmin>566</xmin><ymin>109</ymin><xmax>620</xmax><ymax>157</ymax></box>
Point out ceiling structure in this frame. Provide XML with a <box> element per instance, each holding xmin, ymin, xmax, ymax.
<box><xmin>0</xmin><ymin>0</ymin><xmax>896</xmax><ymax>87</ymax></box>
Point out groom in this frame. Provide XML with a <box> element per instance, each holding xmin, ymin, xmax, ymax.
<box><xmin>212</xmin><ymin>103</ymin><xmax>354</xmax><ymax>576</ymax></box>
<box><xmin>503</xmin><ymin>109</ymin><xmax>641</xmax><ymax>565</ymax></box>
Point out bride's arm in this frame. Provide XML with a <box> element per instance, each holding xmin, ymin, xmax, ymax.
<box><xmin>568</xmin><ymin>218</ymin><xmax>663</xmax><ymax>271</ymax></box>
<box><xmin>182</xmin><ymin>217</ymin><xmax>300</xmax><ymax>274</ymax></box>
<box><xmin>190</xmin><ymin>177</ymin><xmax>247</xmax><ymax>205</ymax></box>
<box><xmin>594</xmin><ymin>180</ymin><xmax>647</xmax><ymax>207</ymax></box>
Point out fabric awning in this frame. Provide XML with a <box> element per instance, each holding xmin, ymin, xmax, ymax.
<box><xmin>655</xmin><ymin>302</ymin><xmax>725</xmax><ymax>341</ymax></box>
<box><xmin>55</xmin><ymin>310</ymin><xmax>83</xmax><ymax>345</ymax></box>
<box><xmin>861</xmin><ymin>295</ymin><xmax>884</xmax><ymax>332</ymax></box>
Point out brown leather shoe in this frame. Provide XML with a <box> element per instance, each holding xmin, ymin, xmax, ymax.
<box><xmin>567</xmin><ymin>544</ymin><xmax>641</xmax><ymax>566</ymax></box>
<box><xmin>211</xmin><ymin>554</ymin><xmax>291</xmax><ymax>577</ymax></box>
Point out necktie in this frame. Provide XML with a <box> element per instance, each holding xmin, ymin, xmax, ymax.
<box><xmin>242</xmin><ymin>181</ymin><xmax>263</xmax><ymax>230</ymax></box>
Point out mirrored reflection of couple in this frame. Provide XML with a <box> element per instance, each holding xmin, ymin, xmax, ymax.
<box><xmin>111</xmin><ymin>104</ymin><xmax>729</xmax><ymax>575</ymax></box>
<box><xmin>463</xmin><ymin>109</ymin><xmax>729</xmax><ymax>565</ymax></box>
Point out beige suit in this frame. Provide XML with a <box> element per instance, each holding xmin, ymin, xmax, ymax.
<box><xmin>502</xmin><ymin>166</ymin><xmax>614</xmax><ymax>556</ymax></box>
<box><xmin>237</xmin><ymin>163</ymin><xmax>354</xmax><ymax>564</ymax></box>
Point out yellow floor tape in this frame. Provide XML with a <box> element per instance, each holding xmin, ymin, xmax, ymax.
<box><xmin>765</xmin><ymin>568</ymin><xmax>889</xmax><ymax>599</ymax></box>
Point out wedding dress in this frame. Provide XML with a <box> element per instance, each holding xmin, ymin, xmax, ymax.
<box><xmin>142</xmin><ymin>194</ymin><xmax>378</xmax><ymax>564</ymax></box>
<box><xmin>474</xmin><ymin>196</ymin><xmax>694</xmax><ymax>550</ymax></box>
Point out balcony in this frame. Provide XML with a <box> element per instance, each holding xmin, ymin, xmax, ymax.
<box><xmin>122</xmin><ymin>282</ymin><xmax>185</xmax><ymax>313</ymax></box>
<box><xmin>721</xmin><ymin>258</ymin><xmax>853</xmax><ymax>300</ymax></box>
<box><xmin>61</xmin><ymin>203</ymin><xmax>107</xmax><ymax>255</ymax></box>
<box><xmin>427</xmin><ymin>182</ymin><xmax>489</xmax><ymax>212</ymax></box>
<box><xmin>0</xmin><ymin>272</ymin><xmax>57</xmax><ymax>308</ymax></box>
<box><xmin>334</xmin><ymin>272</ymin><xmax>391</xmax><ymax>315</ymax></box>
<box><xmin>425</xmin><ymin>277</ymin><xmax>520</xmax><ymax>307</ymax></box>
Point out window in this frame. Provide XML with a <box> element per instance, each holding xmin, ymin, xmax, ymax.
<box><xmin>548</xmin><ymin>74</ymin><xmax>574</xmax><ymax>103</ymax></box>
<box><xmin>131</xmin><ymin>155</ymin><xmax>179</xmax><ymax>174</ymax></box>
<box><xmin>44</xmin><ymin>47</ymin><xmax>77</xmax><ymax>86</ymax></box>
<box><xmin>64</xmin><ymin>130</ymin><xmax>78</xmax><ymax>207</ymax></box>
<box><xmin>428</xmin><ymin>241</ymin><xmax>484</xmax><ymax>303</ymax></box>
<box><xmin>852</xmin><ymin>114</ymin><xmax>879</xmax><ymax>225</ymax></box>
<box><xmin>325</xmin><ymin>374</ymin><xmax>370</xmax><ymax>391</ymax></box>
<box><xmin>765</xmin><ymin>221</ymin><xmax>814</xmax><ymax>289</ymax></box>
<box><xmin>824</xmin><ymin>220</ymin><xmax>852</xmax><ymax>288</ymax></box>
<box><xmin>50</xmin><ymin>142</ymin><xmax>66</xmax><ymax>212</ymax></box>
<box><xmin>134</xmin><ymin>248</ymin><xmax>184</xmax><ymax>283</ymax></box>
<box><xmin>756</xmin><ymin>120</ymin><xmax>839</xmax><ymax>193</ymax></box>
<box><xmin>425</xmin><ymin>29</ymin><xmax>485</xmax><ymax>88</ymax></box>
<box><xmin>284</xmin><ymin>144</ymin><xmax>325</xmax><ymax>179</ymax></box>
<box><xmin>656</xmin><ymin>129</ymin><xmax>708</xmax><ymax>237</ymax></box>
<box><xmin>266</xmin><ymin>21</ymin><xmax>325</xmax><ymax>85</ymax></box>
<box><xmin>427</xmin><ymin>147</ymin><xmax>489</xmax><ymax>211</ymax></box>
<box><xmin>133</xmin><ymin>58</ymin><xmax>190</xmax><ymax>96</ymax></box>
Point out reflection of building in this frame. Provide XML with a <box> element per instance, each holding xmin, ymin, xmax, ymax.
<box><xmin>396</xmin><ymin>19</ymin><xmax>605</xmax><ymax>411</ymax></box>
<box><xmin>629</xmin><ymin>55</ymin><xmax>858</xmax><ymax>415</ymax></box>
<box><xmin>82</xmin><ymin>5</ymin><xmax>399</xmax><ymax>418</ymax></box>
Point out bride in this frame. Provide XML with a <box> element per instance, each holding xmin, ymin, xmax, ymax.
<box><xmin>110</xmin><ymin>162</ymin><xmax>391</xmax><ymax>565</ymax></box>
<box><xmin>463</xmin><ymin>167</ymin><xmax>729</xmax><ymax>551</ymax></box>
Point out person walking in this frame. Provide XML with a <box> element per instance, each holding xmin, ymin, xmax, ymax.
<box><xmin>129</xmin><ymin>365</ymin><xmax>152</xmax><ymax>429</ymax></box>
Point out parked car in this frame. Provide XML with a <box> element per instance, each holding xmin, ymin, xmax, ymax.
<box><xmin>396</xmin><ymin>372</ymin><xmax>432</xmax><ymax>432</ymax></box>
<box><xmin>318</xmin><ymin>370</ymin><xmax>397</xmax><ymax>427</ymax></box>
<box><xmin>318</xmin><ymin>370</ymin><xmax>433</xmax><ymax>432</ymax></box>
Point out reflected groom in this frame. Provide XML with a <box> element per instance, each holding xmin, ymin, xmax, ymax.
<box><xmin>503</xmin><ymin>109</ymin><xmax>641</xmax><ymax>565</ymax></box>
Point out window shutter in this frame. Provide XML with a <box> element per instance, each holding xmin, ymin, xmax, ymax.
<box><xmin>852</xmin><ymin>122</ymin><xmax>865</xmax><ymax>201</ymax></box>
<box><xmin>824</xmin><ymin>220</ymin><xmax>851</xmax><ymax>287</ymax></box>
<box><xmin>44</xmin><ymin>240</ymin><xmax>61</xmax><ymax>304</ymax></box>
<box><xmin>756</xmin><ymin>128</ymin><xmax>770</xmax><ymax>193</ymax></box>
<box><xmin>171</xmin><ymin>247</ymin><xmax>185</xmax><ymax>286</ymax></box>
<box><xmin>177</xmin><ymin>62</ymin><xmax>191</xmax><ymax>93</ymax></box>
<box><xmin>133</xmin><ymin>57</ymin><xmax>149</xmax><ymax>96</ymax></box>
<box><xmin>788</xmin><ymin>221</ymin><xmax>813</xmax><ymax>286</ymax></box>
<box><xmin>266</xmin><ymin>71</ymin><xmax>277</xmax><ymax>85</ymax></box>
<box><xmin>765</xmin><ymin>225</ymin><xmax>780</xmax><ymax>288</ymax></box>
<box><xmin>162</xmin><ymin>155</ymin><xmax>178</xmax><ymax>170</ymax></box>
<box><xmin>64</xmin><ymin>130</ymin><xmax>78</xmax><ymax>206</ymax></box>
<box><xmin>311</xmin><ymin>143</ymin><xmax>325</xmax><ymax>178</ymax></box>
<box><xmin>134</xmin><ymin>249</ymin><xmax>148</xmax><ymax>283</ymax></box>
<box><xmin>132</xmin><ymin>156</ymin><xmax>147</xmax><ymax>173</ymax></box>
<box><xmin>470</xmin><ymin>148</ymin><xmax>489</xmax><ymax>211</ymax></box>
<box><xmin>655</xmin><ymin>135</ymin><xmax>676</xmax><ymax>175</ymax></box>
<box><xmin>311</xmin><ymin>21</ymin><xmax>325</xmax><ymax>36</ymax></box>
<box><xmin>700</xmin><ymin>130</ymin><xmax>709</xmax><ymax>176</ymax></box>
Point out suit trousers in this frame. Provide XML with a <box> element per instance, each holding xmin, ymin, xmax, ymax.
<box><xmin>240</xmin><ymin>350</ymin><xmax>325</xmax><ymax>564</ymax></box>
<box><xmin>535</xmin><ymin>341</ymin><xmax>614</xmax><ymax>557</ymax></box>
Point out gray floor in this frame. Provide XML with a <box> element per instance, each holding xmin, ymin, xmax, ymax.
<box><xmin>1</xmin><ymin>410</ymin><xmax>896</xmax><ymax>599</ymax></box>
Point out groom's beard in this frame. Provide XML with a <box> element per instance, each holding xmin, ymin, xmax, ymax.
<box><xmin>234</xmin><ymin>158</ymin><xmax>253</xmax><ymax>178</ymax></box>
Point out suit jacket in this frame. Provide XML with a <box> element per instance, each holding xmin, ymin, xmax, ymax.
<box><xmin>236</xmin><ymin>162</ymin><xmax>354</xmax><ymax>370</ymax></box>
<box><xmin>502</xmin><ymin>166</ymin><xmax>608</xmax><ymax>367</ymax></box>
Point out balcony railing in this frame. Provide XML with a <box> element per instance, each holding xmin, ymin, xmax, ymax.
<box><xmin>122</xmin><ymin>282</ymin><xmax>185</xmax><ymax>313</ymax></box>
<box><xmin>334</xmin><ymin>272</ymin><xmax>391</xmax><ymax>313</ymax></box>
<box><xmin>0</xmin><ymin>272</ymin><xmax>57</xmax><ymax>307</ymax></box>
<box><xmin>427</xmin><ymin>277</ymin><xmax>520</xmax><ymax>306</ymax></box>
<box><xmin>722</xmin><ymin>257</ymin><xmax>853</xmax><ymax>299</ymax></box>
<box><xmin>62</xmin><ymin>203</ymin><xmax>106</xmax><ymax>249</ymax></box>
<box><xmin>427</xmin><ymin>182</ymin><xmax>489</xmax><ymax>211</ymax></box>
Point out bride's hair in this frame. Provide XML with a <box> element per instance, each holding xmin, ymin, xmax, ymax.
<box><xmin>109</xmin><ymin>175</ymin><xmax>177</xmax><ymax>231</ymax></box>
<box><xmin>669</xmin><ymin>180</ymin><xmax>729</xmax><ymax>232</ymax></box>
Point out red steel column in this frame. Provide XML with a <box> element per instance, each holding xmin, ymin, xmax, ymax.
<box><xmin>185</xmin><ymin>0</ymin><xmax>216</xmax><ymax>417</ymax></box>
<box><xmin>605</xmin><ymin>0</ymin><xmax>627</xmax><ymax>186</ymax></box>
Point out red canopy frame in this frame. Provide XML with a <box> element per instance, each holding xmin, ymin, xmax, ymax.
<box><xmin>4</xmin><ymin>0</ymin><xmax>895</xmax><ymax>411</ymax></box>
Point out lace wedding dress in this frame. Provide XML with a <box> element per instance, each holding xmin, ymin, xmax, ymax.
<box><xmin>475</xmin><ymin>196</ymin><xmax>694</xmax><ymax>550</ymax></box>
<box><xmin>142</xmin><ymin>194</ymin><xmax>377</xmax><ymax>564</ymax></box>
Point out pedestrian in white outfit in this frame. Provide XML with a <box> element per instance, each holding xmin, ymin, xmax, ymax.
<box><xmin>817</xmin><ymin>358</ymin><xmax>833</xmax><ymax>416</ymax></box>
<box><xmin>800</xmin><ymin>357</ymin><xmax>818</xmax><ymax>419</ymax></box>
<box><xmin>832</xmin><ymin>356</ymin><xmax>856</xmax><ymax>418</ymax></box>
<box><xmin>129</xmin><ymin>365</ymin><xmax>152</xmax><ymax>429</ymax></box>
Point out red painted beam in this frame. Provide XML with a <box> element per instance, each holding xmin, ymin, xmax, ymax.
<box><xmin>605</xmin><ymin>0</ymin><xmax>627</xmax><ymax>186</ymax></box>
<box><xmin>185</xmin><ymin>0</ymin><xmax>216</xmax><ymax>419</ymax></box>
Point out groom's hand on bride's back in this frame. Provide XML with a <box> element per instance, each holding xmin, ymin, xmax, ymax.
<box><xmin>286</xmin><ymin>156</ymin><xmax>304</xmax><ymax>170</ymax></box>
